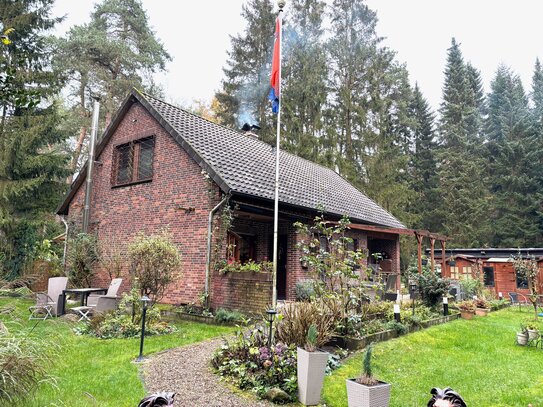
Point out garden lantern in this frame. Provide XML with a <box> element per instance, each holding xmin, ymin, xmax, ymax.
<box><xmin>137</xmin><ymin>295</ymin><xmax>151</xmax><ymax>362</ymax></box>
<box><xmin>410</xmin><ymin>281</ymin><xmax>417</xmax><ymax>316</ymax></box>
<box><xmin>443</xmin><ymin>296</ymin><xmax>449</xmax><ymax>316</ymax></box>
<box><xmin>498</xmin><ymin>292</ymin><xmax>503</xmax><ymax>300</ymax></box>
<box><xmin>393</xmin><ymin>303</ymin><xmax>401</xmax><ymax>322</ymax></box>
<box><xmin>266</xmin><ymin>309</ymin><xmax>278</xmax><ymax>348</ymax></box>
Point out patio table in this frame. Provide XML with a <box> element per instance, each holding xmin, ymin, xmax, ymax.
<box><xmin>59</xmin><ymin>287</ymin><xmax>107</xmax><ymax>315</ymax></box>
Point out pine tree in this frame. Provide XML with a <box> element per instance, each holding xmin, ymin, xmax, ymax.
<box><xmin>326</xmin><ymin>0</ymin><xmax>413</xmax><ymax>222</ymax></box>
<box><xmin>408</xmin><ymin>84</ymin><xmax>440</xmax><ymax>231</ymax></box>
<box><xmin>214</xmin><ymin>0</ymin><xmax>275</xmax><ymax>142</ymax></box>
<box><xmin>437</xmin><ymin>38</ymin><xmax>489</xmax><ymax>246</ymax></box>
<box><xmin>56</xmin><ymin>0</ymin><xmax>171</xmax><ymax>181</ymax></box>
<box><xmin>0</xmin><ymin>0</ymin><xmax>68</xmax><ymax>278</ymax></box>
<box><xmin>530</xmin><ymin>59</ymin><xmax>543</xmax><ymax>240</ymax></box>
<box><xmin>485</xmin><ymin>65</ymin><xmax>541</xmax><ymax>246</ymax></box>
<box><xmin>280</xmin><ymin>0</ymin><xmax>328</xmax><ymax>162</ymax></box>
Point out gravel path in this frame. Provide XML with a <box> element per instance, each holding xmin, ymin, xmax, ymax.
<box><xmin>142</xmin><ymin>338</ymin><xmax>274</xmax><ymax>406</ymax></box>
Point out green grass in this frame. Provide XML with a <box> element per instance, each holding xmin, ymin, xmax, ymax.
<box><xmin>323</xmin><ymin>307</ymin><xmax>543</xmax><ymax>407</ymax></box>
<box><xmin>1</xmin><ymin>298</ymin><xmax>235</xmax><ymax>406</ymax></box>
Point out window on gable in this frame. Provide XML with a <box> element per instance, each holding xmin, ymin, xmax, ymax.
<box><xmin>113</xmin><ymin>136</ymin><xmax>155</xmax><ymax>186</ymax></box>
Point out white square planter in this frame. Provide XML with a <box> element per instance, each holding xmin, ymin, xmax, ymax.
<box><xmin>346</xmin><ymin>378</ymin><xmax>391</xmax><ymax>407</ymax></box>
<box><xmin>297</xmin><ymin>347</ymin><xmax>328</xmax><ymax>406</ymax></box>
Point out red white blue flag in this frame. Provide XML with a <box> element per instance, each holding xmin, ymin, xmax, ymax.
<box><xmin>269</xmin><ymin>16</ymin><xmax>281</xmax><ymax>113</ymax></box>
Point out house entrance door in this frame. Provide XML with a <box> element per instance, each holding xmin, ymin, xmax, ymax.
<box><xmin>269</xmin><ymin>234</ymin><xmax>288</xmax><ymax>300</ymax></box>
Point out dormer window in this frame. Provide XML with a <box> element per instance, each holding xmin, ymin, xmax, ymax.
<box><xmin>112</xmin><ymin>136</ymin><xmax>155</xmax><ymax>187</ymax></box>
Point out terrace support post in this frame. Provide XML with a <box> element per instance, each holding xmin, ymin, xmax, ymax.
<box><xmin>440</xmin><ymin>240</ymin><xmax>447</xmax><ymax>277</ymax></box>
<box><xmin>430</xmin><ymin>237</ymin><xmax>436</xmax><ymax>274</ymax></box>
<box><xmin>416</xmin><ymin>232</ymin><xmax>423</xmax><ymax>274</ymax></box>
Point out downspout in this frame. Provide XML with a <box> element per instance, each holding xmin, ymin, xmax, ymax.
<box><xmin>60</xmin><ymin>216</ymin><xmax>69</xmax><ymax>272</ymax></box>
<box><xmin>82</xmin><ymin>98</ymin><xmax>100</xmax><ymax>233</ymax></box>
<box><xmin>205</xmin><ymin>195</ymin><xmax>229</xmax><ymax>309</ymax></box>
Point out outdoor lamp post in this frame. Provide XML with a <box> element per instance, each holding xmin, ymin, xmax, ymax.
<box><xmin>443</xmin><ymin>296</ymin><xmax>449</xmax><ymax>316</ymax></box>
<box><xmin>137</xmin><ymin>295</ymin><xmax>151</xmax><ymax>362</ymax></box>
<box><xmin>393</xmin><ymin>303</ymin><xmax>401</xmax><ymax>322</ymax></box>
<box><xmin>410</xmin><ymin>282</ymin><xmax>417</xmax><ymax>316</ymax></box>
<box><xmin>266</xmin><ymin>309</ymin><xmax>277</xmax><ymax>348</ymax></box>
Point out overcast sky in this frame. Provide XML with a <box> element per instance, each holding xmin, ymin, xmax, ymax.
<box><xmin>52</xmin><ymin>0</ymin><xmax>543</xmax><ymax>112</ymax></box>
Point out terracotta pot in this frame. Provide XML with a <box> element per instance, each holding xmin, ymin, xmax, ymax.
<box><xmin>475</xmin><ymin>308</ymin><xmax>490</xmax><ymax>316</ymax></box>
<box><xmin>297</xmin><ymin>347</ymin><xmax>328</xmax><ymax>406</ymax></box>
<box><xmin>346</xmin><ymin>378</ymin><xmax>391</xmax><ymax>407</ymax></box>
<box><xmin>460</xmin><ymin>310</ymin><xmax>474</xmax><ymax>320</ymax></box>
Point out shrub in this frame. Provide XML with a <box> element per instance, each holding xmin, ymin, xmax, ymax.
<box><xmin>295</xmin><ymin>280</ymin><xmax>315</xmax><ymax>302</ymax></box>
<box><xmin>67</xmin><ymin>233</ymin><xmax>100</xmax><ymax>286</ymax></box>
<box><xmin>214</xmin><ymin>308</ymin><xmax>245</xmax><ymax>323</ymax></box>
<box><xmin>295</xmin><ymin>213</ymin><xmax>368</xmax><ymax>335</ymax></box>
<box><xmin>78</xmin><ymin>288</ymin><xmax>176</xmax><ymax>339</ymax></box>
<box><xmin>489</xmin><ymin>299</ymin><xmax>508</xmax><ymax>310</ymax></box>
<box><xmin>415</xmin><ymin>272</ymin><xmax>451</xmax><ymax>308</ymax></box>
<box><xmin>474</xmin><ymin>298</ymin><xmax>490</xmax><ymax>309</ymax></box>
<box><xmin>360</xmin><ymin>319</ymin><xmax>387</xmax><ymax>336</ymax></box>
<box><xmin>275</xmin><ymin>301</ymin><xmax>335</xmax><ymax>348</ymax></box>
<box><xmin>218</xmin><ymin>260</ymin><xmax>273</xmax><ymax>275</ymax></box>
<box><xmin>459</xmin><ymin>279</ymin><xmax>481</xmax><ymax>299</ymax></box>
<box><xmin>385</xmin><ymin>320</ymin><xmax>408</xmax><ymax>335</ymax></box>
<box><xmin>0</xmin><ymin>307</ymin><xmax>57</xmax><ymax>404</ymax></box>
<box><xmin>212</xmin><ymin>324</ymin><xmax>298</xmax><ymax>401</ymax></box>
<box><xmin>456</xmin><ymin>300</ymin><xmax>475</xmax><ymax>312</ymax></box>
<box><xmin>128</xmin><ymin>232</ymin><xmax>181</xmax><ymax>301</ymax></box>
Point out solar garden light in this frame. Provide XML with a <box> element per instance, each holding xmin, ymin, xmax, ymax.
<box><xmin>443</xmin><ymin>296</ymin><xmax>449</xmax><ymax>316</ymax></box>
<box><xmin>498</xmin><ymin>292</ymin><xmax>503</xmax><ymax>300</ymax></box>
<box><xmin>137</xmin><ymin>295</ymin><xmax>151</xmax><ymax>362</ymax></box>
<box><xmin>410</xmin><ymin>281</ymin><xmax>417</xmax><ymax>316</ymax></box>
<box><xmin>266</xmin><ymin>309</ymin><xmax>278</xmax><ymax>348</ymax></box>
<box><xmin>393</xmin><ymin>303</ymin><xmax>401</xmax><ymax>322</ymax></box>
<box><xmin>473</xmin><ymin>295</ymin><xmax>478</xmax><ymax>301</ymax></box>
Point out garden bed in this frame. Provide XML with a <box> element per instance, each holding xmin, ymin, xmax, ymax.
<box><xmin>329</xmin><ymin>313</ymin><xmax>460</xmax><ymax>350</ymax></box>
<box><xmin>160</xmin><ymin>309</ymin><xmax>246</xmax><ymax>326</ymax></box>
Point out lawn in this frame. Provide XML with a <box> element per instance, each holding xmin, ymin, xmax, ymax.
<box><xmin>323</xmin><ymin>307</ymin><xmax>543</xmax><ymax>407</ymax></box>
<box><xmin>1</xmin><ymin>297</ymin><xmax>235</xmax><ymax>406</ymax></box>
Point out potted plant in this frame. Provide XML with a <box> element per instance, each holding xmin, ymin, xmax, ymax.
<box><xmin>517</xmin><ymin>324</ymin><xmax>528</xmax><ymax>346</ymax></box>
<box><xmin>346</xmin><ymin>343</ymin><xmax>391</xmax><ymax>407</ymax></box>
<box><xmin>457</xmin><ymin>301</ymin><xmax>475</xmax><ymax>320</ymax></box>
<box><xmin>525</xmin><ymin>321</ymin><xmax>540</xmax><ymax>342</ymax></box>
<box><xmin>474</xmin><ymin>298</ymin><xmax>491</xmax><ymax>316</ymax></box>
<box><xmin>297</xmin><ymin>325</ymin><xmax>329</xmax><ymax>406</ymax></box>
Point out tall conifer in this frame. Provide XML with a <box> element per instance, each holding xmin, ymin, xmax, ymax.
<box><xmin>408</xmin><ymin>84</ymin><xmax>440</xmax><ymax>231</ymax></box>
<box><xmin>485</xmin><ymin>66</ymin><xmax>541</xmax><ymax>246</ymax></box>
<box><xmin>437</xmin><ymin>38</ymin><xmax>488</xmax><ymax>246</ymax></box>
<box><xmin>0</xmin><ymin>0</ymin><xmax>68</xmax><ymax>277</ymax></box>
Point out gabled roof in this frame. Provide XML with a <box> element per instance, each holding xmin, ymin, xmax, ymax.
<box><xmin>57</xmin><ymin>89</ymin><xmax>405</xmax><ymax>229</ymax></box>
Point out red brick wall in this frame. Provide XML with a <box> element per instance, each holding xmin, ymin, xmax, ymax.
<box><xmin>67</xmin><ymin>102</ymin><xmax>220</xmax><ymax>305</ymax></box>
<box><xmin>211</xmin><ymin>269</ymin><xmax>273</xmax><ymax>314</ymax></box>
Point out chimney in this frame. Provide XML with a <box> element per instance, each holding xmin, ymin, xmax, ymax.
<box><xmin>241</xmin><ymin>123</ymin><xmax>261</xmax><ymax>139</ymax></box>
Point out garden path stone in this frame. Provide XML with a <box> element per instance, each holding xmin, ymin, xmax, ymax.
<box><xmin>143</xmin><ymin>338</ymin><xmax>274</xmax><ymax>407</ymax></box>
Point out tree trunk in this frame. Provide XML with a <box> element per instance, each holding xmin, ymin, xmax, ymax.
<box><xmin>66</xmin><ymin>125</ymin><xmax>87</xmax><ymax>184</ymax></box>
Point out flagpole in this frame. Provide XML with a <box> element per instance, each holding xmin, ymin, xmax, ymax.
<box><xmin>272</xmin><ymin>0</ymin><xmax>284</xmax><ymax>309</ymax></box>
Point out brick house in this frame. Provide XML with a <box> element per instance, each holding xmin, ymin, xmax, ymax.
<box><xmin>430</xmin><ymin>248</ymin><xmax>543</xmax><ymax>297</ymax></box>
<box><xmin>57</xmin><ymin>89</ymin><xmax>408</xmax><ymax>313</ymax></box>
